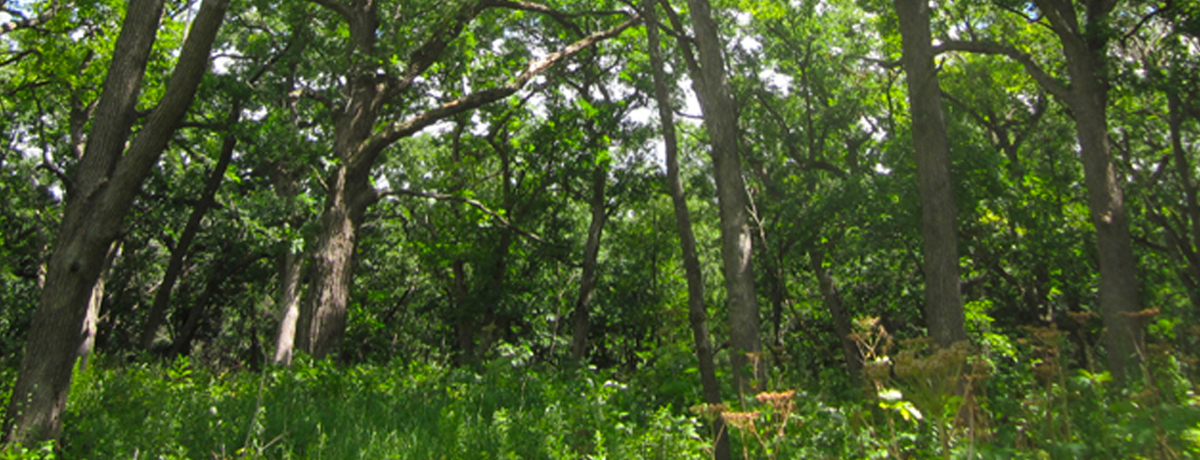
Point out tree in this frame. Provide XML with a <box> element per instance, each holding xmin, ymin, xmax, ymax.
<box><xmin>4</xmin><ymin>0</ymin><xmax>230</xmax><ymax>443</ymax></box>
<box><xmin>644</xmin><ymin>0</ymin><xmax>730</xmax><ymax>457</ymax></box>
<box><xmin>893</xmin><ymin>0</ymin><xmax>968</xmax><ymax>347</ymax></box>
<box><xmin>287</xmin><ymin>0</ymin><xmax>639</xmax><ymax>360</ymax></box>
<box><xmin>670</xmin><ymin>0</ymin><xmax>765</xmax><ymax>395</ymax></box>
<box><xmin>938</xmin><ymin>0</ymin><xmax>1145</xmax><ymax>383</ymax></box>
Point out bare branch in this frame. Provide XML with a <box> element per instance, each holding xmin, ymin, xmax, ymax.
<box><xmin>486</xmin><ymin>0</ymin><xmax>585</xmax><ymax>36</ymax></box>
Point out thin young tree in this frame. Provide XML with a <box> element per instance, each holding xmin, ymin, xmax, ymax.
<box><xmin>644</xmin><ymin>0</ymin><xmax>730</xmax><ymax>457</ymax></box>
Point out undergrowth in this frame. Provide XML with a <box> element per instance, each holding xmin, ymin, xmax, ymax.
<box><xmin>3</xmin><ymin>319</ymin><xmax>1195</xmax><ymax>459</ymax></box>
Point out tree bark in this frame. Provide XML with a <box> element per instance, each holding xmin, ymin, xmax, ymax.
<box><xmin>645</xmin><ymin>1</ymin><xmax>730</xmax><ymax>458</ymax></box>
<box><xmin>1027</xmin><ymin>0</ymin><xmax>1142</xmax><ymax>383</ymax></box>
<box><xmin>681</xmin><ymin>0</ymin><xmax>765</xmax><ymax>396</ymax></box>
<box><xmin>3</xmin><ymin>0</ymin><xmax>229</xmax><ymax>444</ymax></box>
<box><xmin>78</xmin><ymin>242</ymin><xmax>119</xmax><ymax>372</ymax></box>
<box><xmin>893</xmin><ymin>0</ymin><xmax>968</xmax><ymax>347</ymax></box>
<box><xmin>272</xmin><ymin>249</ymin><xmax>305</xmax><ymax>365</ymax></box>
<box><xmin>296</xmin><ymin>163</ymin><xmax>375</xmax><ymax>359</ymax></box>
<box><xmin>571</xmin><ymin>164</ymin><xmax>608</xmax><ymax>361</ymax></box>
<box><xmin>939</xmin><ymin>0</ymin><xmax>1145</xmax><ymax>384</ymax></box>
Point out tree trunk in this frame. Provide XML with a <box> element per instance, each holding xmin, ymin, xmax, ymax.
<box><xmin>140</xmin><ymin>106</ymin><xmax>240</xmax><ymax>350</ymax></box>
<box><xmin>1067</xmin><ymin>51</ymin><xmax>1142</xmax><ymax>384</ymax></box>
<box><xmin>3</xmin><ymin>0</ymin><xmax>228</xmax><ymax>444</ymax></box>
<box><xmin>78</xmin><ymin>242</ymin><xmax>119</xmax><ymax>372</ymax></box>
<box><xmin>272</xmin><ymin>249</ymin><xmax>304</xmax><ymax>365</ymax></box>
<box><xmin>572</xmin><ymin>165</ymin><xmax>608</xmax><ymax>361</ymax></box>
<box><xmin>293</xmin><ymin>4</ymin><xmax>636</xmax><ymax>361</ymax></box>
<box><xmin>893</xmin><ymin>0</ymin><xmax>967</xmax><ymax>347</ymax></box>
<box><xmin>682</xmin><ymin>0</ymin><xmax>765</xmax><ymax>396</ymax></box>
<box><xmin>809</xmin><ymin>248</ymin><xmax>861</xmax><ymax>384</ymax></box>
<box><xmin>645</xmin><ymin>1</ymin><xmax>730</xmax><ymax>458</ymax></box>
<box><xmin>296</xmin><ymin>164</ymin><xmax>374</xmax><ymax>360</ymax></box>
<box><xmin>1030</xmin><ymin>0</ymin><xmax>1142</xmax><ymax>383</ymax></box>
<box><xmin>168</xmin><ymin>254</ymin><xmax>225</xmax><ymax>358</ymax></box>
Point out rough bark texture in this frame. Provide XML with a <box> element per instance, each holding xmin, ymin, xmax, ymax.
<box><xmin>1027</xmin><ymin>0</ymin><xmax>1142</xmax><ymax>384</ymax></box>
<box><xmin>296</xmin><ymin>164</ymin><xmax>375</xmax><ymax>359</ymax></box>
<box><xmin>938</xmin><ymin>0</ymin><xmax>1144</xmax><ymax>384</ymax></box>
<box><xmin>3</xmin><ymin>0</ymin><xmax>228</xmax><ymax>444</ymax></box>
<box><xmin>644</xmin><ymin>1</ymin><xmax>729</xmax><ymax>457</ymax></box>
<box><xmin>893</xmin><ymin>0</ymin><xmax>968</xmax><ymax>347</ymax></box>
<box><xmin>683</xmin><ymin>0</ymin><xmax>765</xmax><ymax>396</ymax></box>
<box><xmin>571</xmin><ymin>165</ymin><xmax>608</xmax><ymax>361</ymax></box>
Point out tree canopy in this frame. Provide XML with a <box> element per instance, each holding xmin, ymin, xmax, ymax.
<box><xmin>1</xmin><ymin>0</ymin><xmax>1198</xmax><ymax>457</ymax></box>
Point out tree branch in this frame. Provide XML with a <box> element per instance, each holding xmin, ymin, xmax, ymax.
<box><xmin>356</xmin><ymin>14</ymin><xmax>640</xmax><ymax>169</ymax></box>
<box><xmin>378</xmin><ymin>188</ymin><xmax>545</xmax><ymax>243</ymax></box>
<box><xmin>305</xmin><ymin>0</ymin><xmax>350</xmax><ymax>21</ymax></box>
<box><xmin>0</xmin><ymin>0</ymin><xmax>72</xmax><ymax>36</ymax></box>
<box><xmin>936</xmin><ymin>40</ymin><xmax>1070</xmax><ymax>101</ymax></box>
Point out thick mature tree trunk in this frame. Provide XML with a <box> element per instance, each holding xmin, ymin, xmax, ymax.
<box><xmin>294</xmin><ymin>2</ymin><xmax>382</xmax><ymax>360</ymax></box>
<box><xmin>809</xmin><ymin>249</ymin><xmax>861</xmax><ymax>383</ymax></box>
<box><xmin>296</xmin><ymin>163</ymin><xmax>375</xmax><ymax>359</ymax></box>
<box><xmin>1035</xmin><ymin>0</ymin><xmax>1142</xmax><ymax>383</ymax></box>
<box><xmin>140</xmin><ymin>107</ymin><xmax>240</xmax><ymax>350</ymax></box>
<box><xmin>682</xmin><ymin>0</ymin><xmax>765</xmax><ymax>396</ymax></box>
<box><xmin>571</xmin><ymin>165</ymin><xmax>608</xmax><ymax>361</ymax></box>
<box><xmin>645</xmin><ymin>1</ymin><xmax>729</xmax><ymax>458</ymax></box>
<box><xmin>3</xmin><ymin>0</ymin><xmax>228</xmax><ymax>444</ymax></box>
<box><xmin>941</xmin><ymin>0</ymin><xmax>1144</xmax><ymax>384</ymax></box>
<box><xmin>893</xmin><ymin>0</ymin><xmax>968</xmax><ymax>347</ymax></box>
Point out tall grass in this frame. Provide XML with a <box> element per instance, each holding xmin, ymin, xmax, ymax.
<box><xmin>59</xmin><ymin>356</ymin><xmax>708</xmax><ymax>459</ymax></box>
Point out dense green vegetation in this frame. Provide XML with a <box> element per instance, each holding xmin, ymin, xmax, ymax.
<box><xmin>1</xmin><ymin>0</ymin><xmax>1198</xmax><ymax>457</ymax></box>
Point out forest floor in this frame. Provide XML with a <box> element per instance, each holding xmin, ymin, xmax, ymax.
<box><xmin>2</xmin><ymin>342</ymin><xmax>1198</xmax><ymax>460</ymax></box>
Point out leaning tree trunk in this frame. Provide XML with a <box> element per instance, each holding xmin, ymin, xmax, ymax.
<box><xmin>78</xmin><ymin>242</ymin><xmax>119</xmax><ymax>372</ymax></box>
<box><xmin>3</xmin><ymin>0</ymin><xmax>228</xmax><ymax>444</ymax></box>
<box><xmin>296</xmin><ymin>162</ymin><xmax>375</xmax><ymax>360</ymax></box>
<box><xmin>140</xmin><ymin>106</ymin><xmax>240</xmax><ymax>350</ymax></box>
<box><xmin>809</xmin><ymin>248</ymin><xmax>861</xmax><ymax>383</ymax></box>
<box><xmin>893</xmin><ymin>0</ymin><xmax>967</xmax><ymax>347</ymax></box>
<box><xmin>682</xmin><ymin>0</ymin><xmax>765</xmax><ymax>396</ymax></box>
<box><xmin>645</xmin><ymin>1</ymin><xmax>730</xmax><ymax>458</ymax></box>
<box><xmin>270</xmin><ymin>159</ymin><xmax>307</xmax><ymax>365</ymax></box>
<box><xmin>572</xmin><ymin>164</ymin><xmax>609</xmax><ymax>361</ymax></box>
